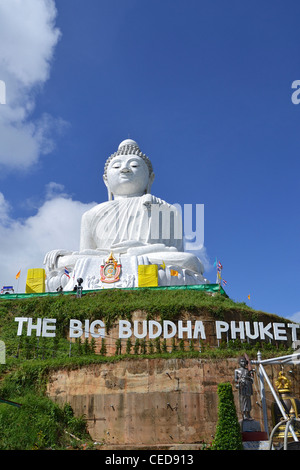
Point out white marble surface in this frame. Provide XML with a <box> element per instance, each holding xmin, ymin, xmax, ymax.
<box><xmin>44</xmin><ymin>139</ymin><xmax>208</xmax><ymax>291</ymax></box>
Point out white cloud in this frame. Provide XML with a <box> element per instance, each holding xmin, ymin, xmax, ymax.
<box><xmin>0</xmin><ymin>0</ymin><xmax>65</xmax><ymax>170</ymax></box>
<box><xmin>288</xmin><ymin>312</ymin><xmax>300</xmax><ymax>323</ymax></box>
<box><xmin>0</xmin><ymin>187</ymin><xmax>96</xmax><ymax>291</ymax></box>
<box><xmin>45</xmin><ymin>181</ymin><xmax>69</xmax><ymax>200</ymax></box>
<box><xmin>0</xmin><ymin>0</ymin><xmax>60</xmax><ymax>86</ymax></box>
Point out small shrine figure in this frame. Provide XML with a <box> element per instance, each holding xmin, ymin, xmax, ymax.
<box><xmin>235</xmin><ymin>356</ymin><xmax>254</xmax><ymax>420</ymax></box>
<box><xmin>271</xmin><ymin>370</ymin><xmax>300</xmax><ymax>438</ymax></box>
<box><xmin>271</xmin><ymin>370</ymin><xmax>300</xmax><ymax>441</ymax></box>
<box><xmin>275</xmin><ymin>370</ymin><xmax>292</xmax><ymax>395</ymax></box>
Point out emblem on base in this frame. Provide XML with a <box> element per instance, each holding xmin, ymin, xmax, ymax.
<box><xmin>100</xmin><ymin>252</ymin><xmax>121</xmax><ymax>283</ymax></box>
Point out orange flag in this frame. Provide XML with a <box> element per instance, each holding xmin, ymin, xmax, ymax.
<box><xmin>16</xmin><ymin>270</ymin><xmax>21</xmax><ymax>279</ymax></box>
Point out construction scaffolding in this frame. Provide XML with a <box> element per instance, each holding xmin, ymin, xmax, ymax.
<box><xmin>252</xmin><ymin>351</ymin><xmax>300</xmax><ymax>449</ymax></box>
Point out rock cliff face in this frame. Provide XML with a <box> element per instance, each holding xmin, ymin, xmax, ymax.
<box><xmin>46</xmin><ymin>357</ymin><xmax>289</xmax><ymax>447</ymax></box>
<box><xmin>44</xmin><ymin>298</ymin><xmax>298</xmax><ymax>448</ymax></box>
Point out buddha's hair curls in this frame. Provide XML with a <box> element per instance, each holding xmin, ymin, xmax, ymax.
<box><xmin>103</xmin><ymin>143</ymin><xmax>153</xmax><ymax>181</ymax></box>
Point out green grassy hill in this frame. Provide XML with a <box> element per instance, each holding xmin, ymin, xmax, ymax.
<box><xmin>0</xmin><ymin>287</ymin><xmax>292</xmax><ymax>449</ymax></box>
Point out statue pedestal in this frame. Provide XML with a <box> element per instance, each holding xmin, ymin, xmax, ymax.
<box><xmin>240</xmin><ymin>419</ymin><xmax>261</xmax><ymax>433</ymax></box>
<box><xmin>63</xmin><ymin>254</ymin><xmax>138</xmax><ymax>291</ymax></box>
<box><xmin>53</xmin><ymin>252</ymin><xmax>207</xmax><ymax>292</ymax></box>
<box><xmin>240</xmin><ymin>420</ymin><xmax>269</xmax><ymax>450</ymax></box>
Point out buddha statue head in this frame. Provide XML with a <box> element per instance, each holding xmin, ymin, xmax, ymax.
<box><xmin>103</xmin><ymin>139</ymin><xmax>155</xmax><ymax>200</ymax></box>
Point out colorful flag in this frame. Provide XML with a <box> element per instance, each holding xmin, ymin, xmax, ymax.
<box><xmin>26</xmin><ymin>268</ymin><xmax>46</xmax><ymax>294</ymax></box>
<box><xmin>15</xmin><ymin>270</ymin><xmax>21</xmax><ymax>280</ymax></box>
<box><xmin>64</xmin><ymin>267</ymin><xmax>70</xmax><ymax>278</ymax></box>
<box><xmin>217</xmin><ymin>261</ymin><xmax>223</xmax><ymax>270</ymax></box>
<box><xmin>138</xmin><ymin>264</ymin><xmax>158</xmax><ymax>287</ymax></box>
<box><xmin>170</xmin><ymin>269</ymin><xmax>178</xmax><ymax>277</ymax></box>
<box><xmin>248</xmin><ymin>294</ymin><xmax>250</xmax><ymax>300</ymax></box>
<box><xmin>222</xmin><ymin>279</ymin><xmax>227</xmax><ymax>286</ymax></box>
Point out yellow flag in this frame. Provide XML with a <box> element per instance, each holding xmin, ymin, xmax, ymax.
<box><xmin>16</xmin><ymin>270</ymin><xmax>21</xmax><ymax>280</ymax></box>
<box><xmin>138</xmin><ymin>265</ymin><xmax>158</xmax><ymax>287</ymax></box>
<box><xmin>26</xmin><ymin>268</ymin><xmax>46</xmax><ymax>294</ymax></box>
<box><xmin>248</xmin><ymin>294</ymin><xmax>250</xmax><ymax>300</ymax></box>
<box><xmin>170</xmin><ymin>269</ymin><xmax>178</xmax><ymax>277</ymax></box>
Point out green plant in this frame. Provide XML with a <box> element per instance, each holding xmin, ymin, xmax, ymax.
<box><xmin>140</xmin><ymin>339</ymin><xmax>147</xmax><ymax>354</ymax></box>
<box><xmin>115</xmin><ymin>338</ymin><xmax>121</xmax><ymax>355</ymax></box>
<box><xmin>211</xmin><ymin>382</ymin><xmax>243</xmax><ymax>450</ymax></box>
<box><xmin>0</xmin><ymin>394</ymin><xmax>90</xmax><ymax>450</ymax></box>
<box><xmin>100</xmin><ymin>338</ymin><xmax>107</xmax><ymax>356</ymax></box>
<box><xmin>126</xmin><ymin>338</ymin><xmax>132</xmax><ymax>355</ymax></box>
<box><xmin>90</xmin><ymin>337</ymin><xmax>96</xmax><ymax>354</ymax></box>
<box><xmin>134</xmin><ymin>339</ymin><xmax>140</xmax><ymax>355</ymax></box>
<box><xmin>148</xmin><ymin>340</ymin><xmax>154</xmax><ymax>354</ymax></box>
<box><xmin>155</xmin><ymin>337</ymin><xmax>161</xmax><ymax>353</ymax></box>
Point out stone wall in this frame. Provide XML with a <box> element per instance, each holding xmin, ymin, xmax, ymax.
<box><xmin>46</xmin><ymin>357</ymin><xmax>298</xmax><ymax>447</ymax></box>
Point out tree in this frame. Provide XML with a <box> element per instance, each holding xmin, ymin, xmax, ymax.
<box><xmin>162</xmin><ymin>338</ymin><xmax>167</xmax><ymax>353</ymax></box>
<box><xmin>140</xmin><ymin>339</ymin><xmax>147</xmax><ymax>355</ymax></box>
<box><xmin>115</xmin><ymin>339</ymin><xmax>121</xmax><ymax>355</ymax></box>
<box><xmin>211</xmin><ymin>382</ymin><xmax>243</xmax><ymax>450</ymax></box>
<box><xmin>100</xmin><ymin>338</ymin><xmax>107</xmax><ymax>356</ymax></box>
<box><xmin>126</xmin><ymin>338</ymin><xmax>132</xmax><ymax>355</ymax></box>
<box><xmin>134</xmin><ymin>339</ymin><xmax>140</xmax><ymax>355</ymax></box>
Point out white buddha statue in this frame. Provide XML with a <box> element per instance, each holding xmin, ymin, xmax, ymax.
<box><xmin>44</xmin><ymin>139</ymin><xmax>207</xmax><ymax>291</ymax></box>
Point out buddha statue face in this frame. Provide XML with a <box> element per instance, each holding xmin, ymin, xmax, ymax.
<box><xmin>104</xmin><ymin>141</ymin><xmax>155</xmax><ymax>199</ymax></box>
<box><xmin>105</xmin><ymin>154</ymin><xmax>150</xmax><ymax>198</ymax></box>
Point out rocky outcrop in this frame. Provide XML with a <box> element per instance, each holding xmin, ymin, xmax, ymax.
<box><xmin>46</xmin><ymin>357</ymin><xmax>291</xmax><ymax>446</ymax></box>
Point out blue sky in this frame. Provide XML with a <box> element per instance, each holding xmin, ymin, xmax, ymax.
<box><xmin>0</xmin><ymin>0</ymin><xmax>300</xmax><ymax>321</ymax></box>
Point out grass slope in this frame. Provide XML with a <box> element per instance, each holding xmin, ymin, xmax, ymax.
<box><xmin>0</xmin><ymin>288</ymin><xmax>291</xmax><ymax>449</ymax></box>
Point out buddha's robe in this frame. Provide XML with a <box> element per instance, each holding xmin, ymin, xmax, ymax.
<box><xmin>80</xmin><ymin>196</ymin><xmax>180</xmax><ymax>250</ymax></box>
<box><xmin>44</xmin><ymin>194</ymin><xmax>205</xmax><ymax>291</ymax></box>
<box><xmin>79</xmin><ymin>195</ymin><xmax>203</xmax><ymax>274</ymax></box>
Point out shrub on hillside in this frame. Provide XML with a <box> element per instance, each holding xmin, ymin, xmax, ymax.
<box><xmin>211</xmin><ymin>382</ymin><xmax>243</xmax><ymax>450</ymax></box>
<box><xmin>0</xmin><ymin>395</ymin><xmax>90</xmax><ymax>450</ymax></box>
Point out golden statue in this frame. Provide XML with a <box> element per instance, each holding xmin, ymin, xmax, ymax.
<box><xmin>271</xmin><ymin>369</ymin><xmax>300</xmax><ymax>442</ymax></box>
<box><xmin>275</xmin><ymin>371</ymin><xmax>292</xmax><ymax>394</ymax></box>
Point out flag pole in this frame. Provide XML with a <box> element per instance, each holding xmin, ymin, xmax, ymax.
<box><xmin>15</xmin><ymin>270</ymin><xmax>21</xmax><ymax>297</ymax></box>
<box><xmin>216</xmin><ymin>260</ymin><xmax>222</xmax><ymax>290</ymax></box>
<box><xmin>16</xmin><ymin>277</ymin><xmax>19</xmax><ymax>297</ymax></box>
